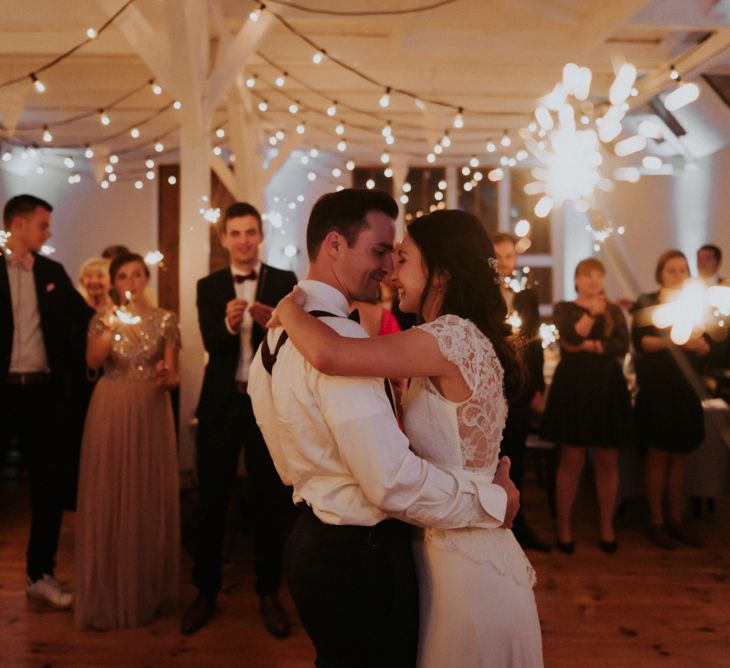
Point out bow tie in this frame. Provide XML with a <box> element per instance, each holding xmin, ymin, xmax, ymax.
<box><xmin>6</xmin><ymin>253</ymin><xmax>35</xmax><ymax>271</ymax></box>
<box><xmin>234</xmin><ymin>270</ymin><xmax>257</xmax><ymax>284</ymax></box>
<box><xmin>348</xmin><ymin>309</ymin><xmax>360</xmax><ymax>323</ymax></box>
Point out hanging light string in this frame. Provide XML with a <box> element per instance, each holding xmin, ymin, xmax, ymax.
<box><xmin>14</xmin><ymin>78</ymin><xmax>161</xmax><ymax>131</ymax></box>
<box><xmin>262</xmin><ymin>0</ymin><xmax>461</xmax><ymax>16</ymax></box>
<box><xmin>0</xmin><ymin>0</ymin><xmax>136</xmax><ymax>90</ymax></box>
<box><xmin>250</xmin><ymin>1</ymin><xmax>522</xmax><ymax>117</ymax></box>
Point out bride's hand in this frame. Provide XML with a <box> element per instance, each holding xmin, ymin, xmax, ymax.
<box><xmin>493</xmin><ymin>456</ymin><xmax>520</xmax><ymax>529</ymax></box>
<box><xmin>267</xmin><ymin>286</ymin><xmax>306</xmax><ymax>329</ymax></box>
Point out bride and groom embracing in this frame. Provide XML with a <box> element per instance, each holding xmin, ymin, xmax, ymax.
<box><xmin>248</xmin><ymin>188</ymin><xmax>543</xmax><ymax>668</ymax></box>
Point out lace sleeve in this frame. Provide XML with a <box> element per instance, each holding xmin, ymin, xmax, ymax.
<box><xmin>161</xmin><ymin>311</ymin><xmax>182</xmax><ymax>349</ymax></box>
<box><xmin>417</xmin><ymin>314</ymin><xmax>479</xmax><ymax>390</ymax></box>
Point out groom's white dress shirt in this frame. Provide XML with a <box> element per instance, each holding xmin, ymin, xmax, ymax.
<box><xmin>248</xmin><ymin>279</ymin><xmax>507</xmax><ymax>528</ymax></box>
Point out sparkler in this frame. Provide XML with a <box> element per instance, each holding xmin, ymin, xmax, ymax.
<box><xmin>114</xmin><ymin>290</ymin><xmax>141</xmax><ymax>325</ymax></box>
<box><xmin>650</xmin><ymin>280</ymin><xmax>730</xmax><ymax>344</ymax></box>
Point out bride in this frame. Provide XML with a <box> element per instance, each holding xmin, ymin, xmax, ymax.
<box><xmin>272</xmin><ymin>210</ymin><xmax>543</xmax><ymax>667</ymax></box>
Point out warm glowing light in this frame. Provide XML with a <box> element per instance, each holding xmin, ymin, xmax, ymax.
<box><xmin>99</xmin><ymin>111</ymin><xmax>111</xmax><ymax>126</ymax></box>
<box><xmin>130</xmin><ymin>127</ymin><xmax>140</xmax><ymax>138</ymax></box>
<box><xmin>514</xmin><ymin>219</ymin><xmax>531</xmax><ymax>237</ymax></box>
<box><xmin>609</xmin><ymin>63</ymin><xmax>637</xmax><ymax>106</ymax></box>
<box><xmin>487</xmin><ymin>168</ymin><xmax>504</xmax><ymax>182</ymax></box>
<box><xmin>31</xmin><ymin>74</ymin><xmax>46</xmax><ymax>93</ymax></box>
<box><xmin>614</xmin><ymin>135</ymin><xmax>647</xmax><ymax>157</ymax></box>
<box><xmin>145</xmin><ymin>250</ymin><xmax>164</xmax><ymax>265</ymax></box>
<box><xmin>663</xmin><ymin>82</ymin><xmax>700</xmax><ymax>112</ymax></box>
<box><xmin>86</xmin><ymin>27</ymin><xmax>97</xmax><ymax>39</ymax></box>
<box><xmin>534</xmin><ymin>196</ymin><xmax>554</xmax><ymax>218</ymax></box>
<box><xmin>380</xmin><ymin>88</ymin><xmax>391</xmax><ymax>108</ymax></box>
<box><xmin>42</xmin><ymin>127</ymin><xmax>53</xmax><ymax>142</ymax></box>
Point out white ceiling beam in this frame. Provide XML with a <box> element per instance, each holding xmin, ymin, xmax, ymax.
<box><xmin>96</xmin><ymin>0</ymin><xmax>175</xmax><ymax>92</ymax></box>
<box><xmin>204</xmin><ymin>7</ymin><xmax>274</xmax><ymax>119</ymax></box>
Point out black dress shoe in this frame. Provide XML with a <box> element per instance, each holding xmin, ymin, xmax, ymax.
<box><xmin>260</xmin><ymin>593</ymin><xmax>291</xmax><ymax>639</ymax></box>
<box><xmin>513</xmin><ymin>524</ymin><xmax>551</xmax><ymax>553</ymax></box>
<box><xmin>556</xmin><ymin>539</ymin><xmax>575</xmax><ymax>554</ymax></box>
<box><xmin>599</xmin><ymin>539</ymin><xmax>617</xmax><ymax>554</ymax></box>
<box><xmin>181</xmin><ymin>592</ymin><xmax>216</xmax><ymax>635</ymax></box>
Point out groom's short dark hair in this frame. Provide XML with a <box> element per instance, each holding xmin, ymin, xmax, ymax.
<box><xmin>306</xmin><ymin>188</ymin><xmax>398</xmax><ymax>260</ymax></box>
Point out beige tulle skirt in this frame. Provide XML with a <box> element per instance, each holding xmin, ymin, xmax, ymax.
<box><xmin>74</xmin><ymin>377</ymin><xmax>180</xmax><ymax>630</ymax></box>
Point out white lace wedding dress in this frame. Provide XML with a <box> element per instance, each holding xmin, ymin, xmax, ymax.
<box><xmin>404</xmin><ymin>315</ymin><xmax>543</xmax><ymax>667</ymax></box>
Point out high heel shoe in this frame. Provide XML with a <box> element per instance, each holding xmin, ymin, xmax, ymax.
<box><xmin>556</xmin><ymin>539</ymin><xmax>575</xmax><ymax>554</ymax></box>
<box><xmin>599</xmin><ymin>539</ymin><xmax>617</xmax><ymax>554</ymax></box>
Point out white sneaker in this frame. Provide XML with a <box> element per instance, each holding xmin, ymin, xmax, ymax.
<box><xmin>27</xmin><ymin>576</ymin><xmax>73</xmax><ymax>609</ymax></box>
<box><xmin>42</xmin><ymin>574</ymin><xmax>69</xmax><ymax>592</ymax></box>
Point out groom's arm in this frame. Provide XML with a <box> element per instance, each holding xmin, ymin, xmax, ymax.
<box><xmin>313</xmin><ymin>371</ymin><xmax>516</xmax><ymax>530</ymax></box>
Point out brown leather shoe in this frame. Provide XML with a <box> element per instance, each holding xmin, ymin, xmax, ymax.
<box><xmin>181</xmin><ymin>592</ymin><xmax>216</xmax><ymax>635</ymax></box>
<box><xmin>259</xmin><ymin>593</ymin><xmax>291</xmax><ymax>639</ymax></box>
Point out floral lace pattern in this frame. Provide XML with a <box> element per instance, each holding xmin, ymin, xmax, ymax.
<box><xmin>89</xmin><ymin>308</ymin><xmax>180</xmax><ymax>382</ymax></box>
<box><xmin>418</xmin><ymin>314</ymin><xmax>507</xmax><ymax>476</ymax></box>
<box><xmin>412</xmin><ymin>315</ymin><xmax>536</xmax><ymax>588</ymax></box>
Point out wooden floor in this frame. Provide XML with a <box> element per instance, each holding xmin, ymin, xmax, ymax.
<box><xmin>1</xmin><ymin>469</ymin><xmax>729</xmax><ymax>668</ymax></box>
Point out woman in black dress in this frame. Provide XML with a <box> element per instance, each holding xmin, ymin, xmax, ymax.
<box><xmin>542</xmin><ymin>258</ymin><xmax>633</xmax><ymax>553</ymax></box>
<box><xmin>632</xmin><ymin>250</ymin><xmax>709</xmax><ymax>549</ymax></box>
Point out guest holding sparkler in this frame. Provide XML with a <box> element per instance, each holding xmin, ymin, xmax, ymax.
<box><xmin>632</xmin><ymin>249</ymin><xmax>709</xmax><ymax>550</ymax></box>
<box><xmin>542</xmin><ymin>258</ymin><xmax>633</xmax><ymax>554</ymax></box>
<box><xmin>74</xmin><ymin>252</ymin><xmax>181</xmax><ymax>629</ymax></box>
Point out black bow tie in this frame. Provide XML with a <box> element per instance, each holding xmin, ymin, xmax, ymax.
<box><xmin>234</xmin><ymin>270</ymin><xmax>257</xmax><ymax>284</ymax></box>
<box><xmin>348</xmin><ymin>309</ymin><xmax>360</xmax><ymax>323</ymax></box>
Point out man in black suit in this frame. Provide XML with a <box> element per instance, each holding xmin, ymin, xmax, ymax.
<box><xmin>494</xmin><ymin>233</ymin><xmax>550</xmax><ymax>553</ymax></box>
<box><xmin>182</xmin><ymin>202</ymin><xmax>298</xmax><ymax>637</ymax></box>
<box><xmin>0</xmin><ymin>194</ymin><xmax>92</xmax><ymax>608</ymax></box>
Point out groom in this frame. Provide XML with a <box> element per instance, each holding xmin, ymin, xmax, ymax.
<box><xmin>248</xmin><ymin>189</ymin><xmax>519</xmax><ymax>667</ymax></box>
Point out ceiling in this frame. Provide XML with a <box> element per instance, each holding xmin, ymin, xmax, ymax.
<box><xmin>2</xmin><ymin>0</ymin><xmax>730</xmax><ymax>181</ymax></box>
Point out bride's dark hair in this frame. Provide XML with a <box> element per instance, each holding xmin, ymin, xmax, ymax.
<box><xmin>408</xmin><ymin>210</ymin><xmax>523</xmax><ymax>401</ymax></box>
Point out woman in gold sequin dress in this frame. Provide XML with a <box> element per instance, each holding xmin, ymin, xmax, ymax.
<box><xmin>74</xmin><ymin>253</ymin><xmax>181</xmax><ymax>630</ymax></box>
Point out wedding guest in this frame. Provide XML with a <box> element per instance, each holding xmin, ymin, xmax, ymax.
<box><xmin>632</xmin><ymin>250</ymin><xmax>709</xmax><ymax>549</ymax></box>
<box><xmin>101</xmin><ymin>244</ymin><xmax>131</xmax><ymax>261</ymax></box>
<box><xmin>494</xmin><ymin>232</ymin><xmax>550</xmax><ymax>553</ymax></box>
<box><xmin>181</xmin><ymin>202</ymin><xmax>298</xmax><ymax>637</ymax></box>
<box><xmin>696</xmin><ymin>244</ymin><xmax>723</xmax><ymax>285</ymax></box>
<box><xmin>77</xmin><ymin>256</ymin><xmax>111</xmax><ymax>312</ymax></box>
<box><xmin>74</xmin><ymin>253</ymin><xmax>181</xmax><ymax>629</ymax></box>
<box><xmin>0</xmin><ymin>194</ymin><xmax>92</xmax><ymax>609</ymax></box>
<box><xmin>542</xmin><ymin>258</ymin><xmax>633</xmax><ymax>554</ymax></box>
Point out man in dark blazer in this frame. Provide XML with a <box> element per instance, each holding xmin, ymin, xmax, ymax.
<box><xmin>182</xmin><ymin>202</ymin><xmax>298</xmax><ymax>637</ymax></box>
<box><xmin>1</xmin><ymin>194</ymin><xmax>92</xmax><ymax>608</ymax></box>
<box><xmin>494</xmin><ymin>232</ymin><xmax>550</xmax><ymax>553</ymax></box>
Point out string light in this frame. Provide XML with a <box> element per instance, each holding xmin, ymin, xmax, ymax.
<box><xmin>146</xmin><ymin>170</ymin><xmax>156</xmax><ymax>180</ymax></box>
<box><xmin>150</xmin><ymin>80</ymin><xmax>162</xmax><ymax>95</ymax></box>
<box><xmin>275</xmin><ymin>72</ymin><xmax>287</xmax><ymax>87</ymax></box>
<box><xmin>109</xmin><ymin>154</ymin><xmax>119</xmax><ymax>164</ymax></box>
<box><xmin>335</xmin><ymin>122</ymin><xmax>345</xmax><ymax>135</ymax></box>
<box><xmin>426</xmin><ymin>152</ymin><xmax>436</xmax><ymax>163</ymax></box>
<box><xmin>384</xmin><ymin>167</ymin><xmax>393</xmax><ymax>177</ymax></box>
<box><xmin>246</xmin><ymin>75</ymin><xmax>257</xmax><ymax>88</ymax></box>
<box><xmin>100</xmin><ymin>180</ymin><xmax>110</xmax><ymax>190</ymax></box>
<box><xmin>312</xmin><ymin>51</ymin><xmax>325</xmax><ymax>64</ymax></box>
<box><xmin>215</xmin><ymin>128</ymin><xmax>225</xmax><ymax>138</ymax></box>
<box><xmin>249</xmin><ymin>7</ymin><xmax>262</xmax><ymax>21</ymax></box>
<box><xmin>108</xmin><ymin>173</ymin><xmax>117</xmax><ymax>182</ymax></box>
<box><xmin>289</xmin><ymin>102</ymin><xmax>299</xmax><ymax>114</ymax></box>
<box><xmin>258</xmin><ymin>100</ymin><xmax>268</xmax><ymax>112</ymax></box>
<box><xmin>346</xmin><ymin>160</ymin><xmax>355</xmax><ymax>170</ymax></box>
<box><xmin>99</xmin><ymin>110</ymin><xmax>111</xmax><ymax>126</ymax></box>
<box><xmin>379</xmin><ymin>87</ymin><xmax>391</xmax><ymax>108</ymax></box>
<box><xmin>380</xmin><ymin>152</ymin><xmax>390</xmax><ymax>164</ymax></box>
<box><xmin>173</xmin><ymin>100</ymin><xmax>182</xmax><ymax>110</ymax></box>
<box><xmin>327</xmin><ymin>101</ymin><xmax>337</xmax><ymax>117</ymax></box>
<box><xmin>63</xmin><ymin>156</ymin><xmax>75</xmax><ymax>169</ymax></box>
<box><xmin>145</xmin><ymin>158</ymin><xmax>155</xmax><ymax>169</ymax></box>
<box><xmin>500</xmin><ymin>131</ymin><xmax>512</xmax><ymax>147</ymax></box>
<box><xmin>332</xmin><ymin>167</ymin><xmax>342</xmax><ymax>177</ymax></box>
<box><xmin>134</xmin><ymin>180</ymin><xmax>144</xmax><ymax>190</ymax></box>
<box><xmin>402</xmin><ymin>182</ymin><xmax>412</xmax><ymax>192</ymax></box>
<box><xmin>440</xmin><ymin>131</ymin><xmax>451</xmax><ymax>148</ymax></box>
<box><xmin>130</xmin><ymin>127</ymin><xmax>140</xmax><ymax>138</ymax></box>
<box><xmin>42</xmin><ymin>126</ymin><xmax>53</xmax><ymax>142</ymax></box>
<box><xmin>469</xmin><ymin>156</ymin><xmax>479</xmax><ymax>168</ymax></box>
<box><xmin>453</xmin><ymin>107</ymin><xmax>464</xmax><ymax>129</ymax></box>
<box><xmin>154</xmin><ymin>141</ymin><xmax>164</xmax><ymax>153</ymax></box>
<box><xmin>296</xmin><ymin>122</ymin><xmax>306</xmax><ymax>134</ymax></box>
<box><xmin>337</xmin><ymin>139</ymin><xmax>347</xmax><ymax>152</ymax></box>
<box><xmin>486</xmin><ymin>142</ymin><xmax>496</xmax><ymax>153</ymax></box>
<box><xmin>366</xmin><ymin>179</ymin><xmax>375</xmax><ymax>189</ymax></box>
<box><xmin>30</xmin><ymin>73</ymin><xmax>46</xmax><ymax>93</ymax></box>
<box><xmin>670</xmin><ymin>65</ymin><xmax>680</xmax><ymax>81</ymax></box>
<box><xmin>86</xmin><ymin>27</ymin><xmax>98</xmax><ymax>39</ymax></box>
<box><xmin>167</xmin><ymin>175</ymin><xmax>177</xmax><ymax>185</ymax></box>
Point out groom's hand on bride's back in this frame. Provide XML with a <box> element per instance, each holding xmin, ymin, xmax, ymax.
<box><xmin>493</xmin><ymin>457</ymin><xmax>520</xmax><ymax>529</ymax></box>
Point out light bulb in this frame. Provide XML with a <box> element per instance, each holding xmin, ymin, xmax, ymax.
<box><xmin>258</xmin><ymin>100</ymin><xmax>268</xmax><ymax>112</ymax></box>
<box><xmin>346</xmin><ymin>160</ymin><xmax>355</xmax><ymax>170</ymax></box>
<box><xmin>31</xmin><ymin>74</ymin><xmax>46</xmax><ymax>93</ymax></box>
<box><xmin>130</xmin><ymin>127</ymin><xmax>140</xmax><ymax>138</ymax></box>
<box><xmin>134</xmin><ymin>180</ymin><xmax>144</xmax><ymax>190</ymax></box>
<box><xmin>500</xmin><ymin>132</ymin><xmax>511</xmax><ymax>147</ymax></box>
<box><xmin>289</xmin><ymin>103</ymin><xmax>299</xmax><ymax>114</ymax></box>
<box><xmin>146</xmin><ymin>159</ymin><xmax>155</xmax><ymax>169</ymax></box>
<box><xmin>379</xmin><ymin>88</ymin><xmax>391</xmax><ymax>108</ymax></box>
<box><xmin>42</xmin><ymin>127</ymin><xmax>53</xmax><ymax>142</ymax></box>
<box><xmin>173</xmin><ymin>100</ymin><xmax>182</xmax><ymax>110</ymax></box>
<box><xmin>84</xmin><ymin>147</ymin><xmax>94</xmax><ymax>159</ymax></box>
<box><xmin>312</xmin><ymin>51</ymin><xmax>325</xmax><ymax>64</ymax></box>
<box><xmin>154</xmin><ymin>142</ymin><xmax>164</xmax><ymax>153</ymax></box>
<box><xmin>215</xmin><ymin>128</ymin><xmax>225</xmax><ymax>138</ymax></box>
<box><xmin>86</xmin><ymin>27</ymin><xmax>97</xmax><ymax>39</ymax></box>
<box><xmin>151</xmin><ymin>81</ymin><xmax>162</xmax><ymax>95</ymax></box>
<box><xmin>335</xmin><ymin>123</ymin><xmax>345</xmax><ymax>135</ymax></box>
<box><xmin>453</xmin><ymin>108</ymin><xmax>464</xmax><ymax>129</ymax></box>
<box><xmin>99</xmin><ymin>110</ymin><xmax>110</xmax><ymax>126</ymax></box>
<box><xmin>337</xmin><ymin>140</ymin><xmax>347</xmax><ymax>152</ymax></box>
<box><xmin>109</xmin><ymin>154</ymin><xmax>119</xmax><ymax>164</ymax></box>
<box><xmin>275</xmin><ymin>74</ymin><xmax>286</xmax><ymax>87</ymax></box>
<box><xmin>246</xmin><ymin>76</ymin><xmax>257</xmax><ymax>89</ymax></box>
<box><xmin>296</xmin><ymin>123</ymin><xmax>306</xmax><ymax>134</ymax></box>
<box><xmin>327</xmin><ymin>102</ymin><xmax>337</xmax><ymax>117</ymax></box>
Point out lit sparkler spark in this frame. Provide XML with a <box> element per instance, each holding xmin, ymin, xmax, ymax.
<box><xmin>506</xmin><ymin>311</ymin><xmax>523</xmax><ymax>332</ymax></box>
<box><xmin>651</xmin><ymin>280</ymin><xmax>730</xmax><ymax>344</ymax></box>
<box><xmin>115</xmin><ymin>290</ymin><xmax>141</xmax><ymax>325</ymax></box>
<box><xmin>144</xmin><ymin>250</ymin><xmax>164</xmax><ymax>266</ymax></box>
<box><xmin>539</xmin><ymin>323</ymin><xmax>559</xmax><ymax>349</ymax></box>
